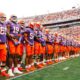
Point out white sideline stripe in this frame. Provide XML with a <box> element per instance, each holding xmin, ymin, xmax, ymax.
<box><xmin>63</xmin><ymin>67</ymin><xmax>69</xmax><ymax>71</ymax></box>
<box><xmin>9</xmin><ymin>58</ymin><xmax>73</xmax><ymax>80</ymax></box>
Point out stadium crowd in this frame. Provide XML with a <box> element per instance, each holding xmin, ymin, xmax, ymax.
<box><xmin>0</xmin><ymin>11</ymin><xmax>80</xmax><ymax>78</ymax></box>
<box><xmin>56</xmin><ymin>26</ymin><xmax>80</xmax><ymax>42</ymax></box>
<box><xmin>23</xmin><ymin>8</ymin><xmax>80</xmax><ymax>24</ymax></box>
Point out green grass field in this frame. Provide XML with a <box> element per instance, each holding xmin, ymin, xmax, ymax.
<box><xmin>8</xmin><ymin>57</ymin><xmax>80</xmax><ymax>80</ymax></box>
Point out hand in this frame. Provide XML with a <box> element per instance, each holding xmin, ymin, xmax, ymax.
<box><xmin>14</xmin><ymin>42</ymin><xmax>19</xmax><ymax>46</ymax></box>
<box><xmin>5</xmin><ymin>43</ymin><xmax>8</xmax><ymax>49</ymax></box>
<box><xmin>10</xmin><ymin>34</ymin><xmax>14</xmax><ymax>38</ymax></box>
<box><xmin>18</xmin><ymin>41</ymin><xmax>20</xmax><ymax>44</ymax></box>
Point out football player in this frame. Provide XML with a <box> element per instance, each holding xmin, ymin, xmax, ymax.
<box><xmin>23</xmin><ymin>22</ymin><xmax>35</xmax><ymax>72</ymax></box>
<box><xmin>45</xmin><ymin>29</ymin><xmax>54</xmax><ymax>65</ymax></box>
<box><xmin>0</xmin><ymin>12</ymin><xmax>10</xmax><ymax>77</ymax></box>
<box><xmin>6</xmin><ymin>15</ymin><xmax>23</xmax><ymax>76</ymax></box>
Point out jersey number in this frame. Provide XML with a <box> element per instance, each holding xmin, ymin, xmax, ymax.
<box><xmin>0</xmin><ymin>27</ymin><xmax>6</xmax><ymax>35</ymax></box>
<box><xmin>30</xmin><ymin>33</ymin><xmax>34</xmax><ymax>39</ymax></box>
<box><xmin>13</xmin><ymin>27</ymin><xmax>19</xmax><ymax>33</ymax></box>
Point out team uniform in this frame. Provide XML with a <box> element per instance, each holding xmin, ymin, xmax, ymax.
<box><xmin>35</xmin><ymin>29</ymin><xmax>46</xmax><ymax>55</ymax></box>
<box><xmin>17</xmin><ymin>20</ymin><xmax>26</xmax><ymax>71</ymax></box>
<box><xmin>60</xmin><ymin>37</ymin><xmax>68</xmax><ymax>60</ymax></box>
<box><xmin>0</xmin><ymin>12</ymin><xmax>10</xmax><ymax>77</ymax></box>
<box><xmin>0</xmin><ymin>22</ymin><xmax>7</xmax><ymax>62</ymax></box>
<box><xmin>72</xmin><ymin>42</ymin><xmax>79</xmax><ymax>57</ymax></box>
<box><xmin>54</xmin><ymin>35</ymin><xmax>60</xmax><ymax>56</ymax></box>
<box><xmin>6</xmin><ymin>17</ymin><xmax>23</xmax><ymax>77</ymax></box>
<box><xmin>22</xmin><ymin>23</ymin><xmax>35</xmax><ymax>71</ymax></box>
<box><xmin>37</xmin><ymin>29</ymin><xmax>46</xmax><ymax>66</ymax></box>
<box><xmin>34</xmin><ymin>28</ymin><xmax>41</xmax><ymax>55</ymax></box>
<box><xmin>24</xmin><ymin>27</ymin><xmax>34</xmax><ymax>57</ymax></box>
<box><xmin>34</xmin><ymin>23</ymin><xmax>47</xmax><ymax>68</ymax></box>
<box><xmin>54</xmin><ymin>34</ymin><xmax>62</xmax><ymax>62</ymax></box>
<box><xmin>34</xmin><ymin>27</ymin><xmax>43</xmax><ymax>67</ymax></box>
<box><xmin>46</xmin><ymin>33</ymin><xmax>53</xmax><ymax>55</ymax></box>
<box><xmin>7</xmin><ymin>21</ymin><xmax>22</xmax><ymax>56</ymax></box>
<box><xmin>45</xmin><ymin>31</ymin><xmax>54</xmax><ymax>64</ymax></box>
<box><xmin>40</xmin><ymin>30</ymin><xmax>46</xmax><ymax>56</ymax></box>
<box><xmin>19</xmin><ymin>26</ymin><xmax>24</xmax><ymax>57</ymax></box>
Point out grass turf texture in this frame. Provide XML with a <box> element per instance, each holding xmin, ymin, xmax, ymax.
<box><xmin>8</xmin><ymin>57</ymin><xmax>80</xmax><ymax>80</ymax></box>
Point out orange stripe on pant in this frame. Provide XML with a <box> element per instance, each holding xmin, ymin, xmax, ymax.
<box><xmin>0</xmin><ymin>44</ymin><xmax>7</xmax><ymax>62</ymax></box>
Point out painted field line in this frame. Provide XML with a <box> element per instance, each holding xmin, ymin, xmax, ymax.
<box><xmin>9</xmin><ymin>57</ymin><xmax>77</xmax><ymax>80</ymax></box>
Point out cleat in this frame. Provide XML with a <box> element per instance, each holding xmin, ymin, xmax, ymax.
<box><xmin>12</xmin><ymin>67</ymin><xmax>14</xmax><ymax>72</ymax></box>
<box><xmin>46</xmin><ymin>61</ymin><xmax>50</xmax><ymax>65</ymax></box>
<box><xmin>65</xmin><ymin>56</ymin><xmax>70</xmax><ymax>59</ymax></box>
<box><xmin>8</xmin><ymin>69</ymin><xmax>14</xmax><ymax>77</ymax></box>
<box><xmin>43</xmin><ymin>62</ymin><xmax>47</xmax><ymax>66</ymax></box>
<box><xmin>26</xmin><ymin>68</ymin><xmax>30</xmax><ymax>72</ymax></box>
<box><xmin>18</xmin><ymin>67</ymin><xmax>24</xmax><ymax>71</ymax></box>
<box><xmin>49</xmin><ymin>61</ymin><xmax>54</xmax><ymax>64</ymax></box>
<box><xmin>62</xmin><ymin>57</ymin><xmax>66</xmax><ymax>60</ymax></box>
<box><xmin>30</xmin><ymin>65</ymin><xmax>36</xmax><ymax>71</ymax></box>
<box><xmin>1</xmin><ymin>71</ymin><xmax>10</xmax><ymax>77</ymax></box>
<box><xmin>40</xmin><ymin>63</ymin><xmax>46</xmax><ymax>66</ymax></box>
<box><xmin>37</xmin><ymin>64</ymin><xmax>44</xmax><ymax>68</ymax></box>
<box><xmin>58</xmin><ymin>57</ymin><xmax>63</xmax><ymax>61</ymax></box>
<box><xmin>54</xmin><ymin>59</ymin><xmax>59</xmax><ymax>63</ymax></box>
<box><xmin>29</xmin><ymin>66</ymin><xmax>34</xmax><ymax>71</ymax></box>
<box><xmin>46</xmin><ymin>61</ymin><xmax>53</xmax><ymax>65</ymax></box>
<box><xmin>14</xmin><ymin>67</ymin><xmax>23</xmax><ymax>74</ymax></box>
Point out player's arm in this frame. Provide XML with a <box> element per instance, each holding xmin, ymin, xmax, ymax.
<box><xmin>23</xmin><ymin>32</ymin><xmax>28</xmax><ymax>42</ymax></box>
<box><xmin>6</xmin><ymin>23</ymin><xmax>17</xmax><ymax>45</ymax></box>
<box><xmin>6</xmin><ymin>23</ymin><xmax>14</xmax><ymax>39</ymax></box>
<box><xmin>18</xmin><ymin>28</ymin><xmax>23</xmax><ymax>43</ymax></box>
<box><xmin>45</xmin><ymin>35</ymin><xmax>49</xmax><ymax>42</ymax></box>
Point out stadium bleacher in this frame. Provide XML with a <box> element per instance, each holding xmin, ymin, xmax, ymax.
<box><xmin>56</xmin><ymin>26</ymin><xmax>80</xmax><ymax>42</ymax></box>
<box><xmin>21</xmin><ymin>8</ymin><xmax>80</xmax><ymax>24</ymax></box>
